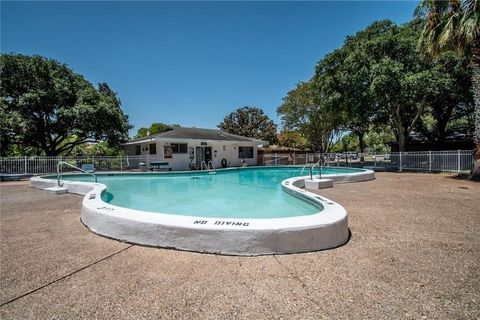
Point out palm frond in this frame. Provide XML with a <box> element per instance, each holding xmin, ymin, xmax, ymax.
<box><xmin>418</xmin><ymin>0</ymin><xmax>478</xmax><ymax>57</ymax></box>
<box><xmin>415</xmin><ymin>0</ymin><xmax>450</xmax><ymax>18</ymax></box>
<box><xmin>461</xmin><ymin>0</ymin><xmax>478</xmax><ymax>12</ymax></box>
<box><xmin>459</xmin><ymin>11</ymin><xmax>478</xmax><ymax>42</ymax></box>
<box><xmin>438</xmin><ymin>9</ymin><xmax>462</xmax><ymax>50</ymax></box>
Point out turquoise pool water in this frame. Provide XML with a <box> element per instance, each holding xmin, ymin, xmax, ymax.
<box><xmin>52</xmin><ymin>166</ymin><xmax>364</xmax><ymax>219</ymax></box>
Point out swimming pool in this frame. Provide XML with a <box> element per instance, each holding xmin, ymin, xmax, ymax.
<box><xmin>31</xmin><ymin>166</ymin><xmax>375</xmax><ymax>255</ymax></box>
<box><xmin>53</xmin><ymin>166</ymin><xmax>363</xmax><ymax>219</ymax></box>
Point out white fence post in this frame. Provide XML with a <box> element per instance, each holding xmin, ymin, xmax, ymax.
<box><xmin>399</xmin><ymin>152</ymin><xmax>403</xmax><ymax>172</ymax></box>
<box><xmin>293</xmin><ymin>151</ymin><xmax>296</xmax><ymax>165</ymax></box>
<box><xmin>457</xmin><ymin>150</ymin><xmax>461</xmax><ymax>173</ymax></box>
<box><xmin>120</xmin><ymin>155</ymin><xmax>123</xmax><ymax>171</ymax></box>
<box><xmin>24</xmin><ymin>156</ymin><xmax>27</xmax><ymax>175</ymax></box>
<box><xmin>274</xmin><ymin>153</ymin><xmax>278</xmax><ymax>166</ymax></box>
<box><xmin>429</xmin><ymin>151</ymin><xmax>432</xmax><ymax>172</ymax></box>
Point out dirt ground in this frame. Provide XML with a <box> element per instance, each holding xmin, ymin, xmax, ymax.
<box><xmin>1</xmin><ymin>172</ymin><xmax>479</xmax><ymax>319</ymax></box>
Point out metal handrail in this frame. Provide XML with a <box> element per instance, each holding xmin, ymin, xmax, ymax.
<box><xmin>207</xmin><ymin>160</ymin><xmax>215</xmax><ymax>171</ymax></box>
<box><xmin>299</xmin><ymin>163</ymin><xmax>310</xmax><ymax>176</ymax></box>
<box><xmin>315</xmin><ymin>159</ymin><xmax>324</xmax><ymax>179</ymax></box>
<box><xmin>57</xmin><ymin>161</ymin><xmax>97</xmax><ymax>186</ymax></box>
<box><xmin>302</xmin><ymin>160</ymin><xmax>325</xmax><ymax>181</ymax></box>
<box><xmin>200</xmin><ymin>160</ymin><xmax>216</xmax><ymax>171</ymax></box>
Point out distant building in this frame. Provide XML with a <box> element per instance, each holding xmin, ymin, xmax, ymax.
<box><xmin>123</xmin><ymin>127</ymin><xmax>265</xmax><ymax>170</ymax></box>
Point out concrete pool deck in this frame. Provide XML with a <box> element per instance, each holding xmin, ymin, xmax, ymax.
<box><xmin>1</xmin><ymin>172</ymin><xmax>479</xmax><ymax>319</ymax></box>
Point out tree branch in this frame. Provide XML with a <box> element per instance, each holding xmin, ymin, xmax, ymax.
<box><xmin>407</xmin><ymin>96</ymin><xmax>428</xmax><ymax>133</ymax></box>
<box><xmin>55</xmin><ymin>138</ymin><xmax>95</xmax><ymax>154</ymax></box>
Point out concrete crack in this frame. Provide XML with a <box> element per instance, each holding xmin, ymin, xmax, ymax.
<box><xmin>0</xmin><ymin>244</ymin><xmax>134</xmax><ymax>307</ymax></box>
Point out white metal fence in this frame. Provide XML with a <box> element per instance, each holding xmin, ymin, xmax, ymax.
<box><xmin>0</xmin><ymin>150</ymin><xmax>474</xmax><ymax>176</ymax></box>
<box><xmin>259</xmin><ymin>150</ymin><xmax>474</xmax><ymax>173</ymax></box>
<box><xmin>0</xmin><ymin>155</ymin><xmax>165</xmax><ymax>175</ymax></box>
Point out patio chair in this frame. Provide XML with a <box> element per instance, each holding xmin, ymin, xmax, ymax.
<box><xmin>81</xmin><ymin>163</ymin><xmax>96</xmax><ymax>173</ymax></box>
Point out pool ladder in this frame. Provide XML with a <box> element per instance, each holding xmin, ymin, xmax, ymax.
<box><xmin>299</xmin><ymin>158</ymin><xmax>327</xmax><ymax>180</ymax></box>
<box><xmin>57</xmin><ymin>161</ymin><xmax>97</xmax><ymax>186</ymax></box>
<box><xmin>299</xmin><ymin>163</ymin><xmax>310</xmax><ymax>176</ymax></box>
<box><xmin>200</xmin><ymin>160</ymin><xmax>216</xmax><ymax>173</ymax></box>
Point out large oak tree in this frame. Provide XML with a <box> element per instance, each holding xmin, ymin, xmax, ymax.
<box><xmin>0</xmin><ymin>54</ymin><xmax>131</xmax><ymax>156</ymax></box>
<box><xmin>277</xmin><ymin>81</ymin><xmax>342</xmax><ymax>153</ymax></box>
<box><xmin>218</xmin><ymin>106</ymin><xmax>277</xmax><ymax>144</ymax></box>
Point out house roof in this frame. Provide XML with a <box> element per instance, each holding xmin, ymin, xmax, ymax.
<box><xmin>128</xmin><ymin>127</ymin><xmax>266</xmax><ymax>144</ymax></box>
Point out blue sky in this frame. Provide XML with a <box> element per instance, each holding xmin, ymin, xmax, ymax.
<box><xmin>1</xmin><ymin>1</ymin><xmax>418</xmax><ymax>136</ymax></box>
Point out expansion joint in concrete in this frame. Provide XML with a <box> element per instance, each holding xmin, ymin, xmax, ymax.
<box><xmin>0</xmin><ymin>245</ymin><xmax>134</xmax><ymax>308</ymax></box>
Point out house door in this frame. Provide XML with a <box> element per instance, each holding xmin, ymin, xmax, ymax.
<box><xmin>204</xmin><ymin>147</ymin><xmax>212</xmax><ymax>162</ymax></box>
<box><xmin>195</xmin><ymin>147</ymin><xmax>212</xmax><ymax>165</ymax></box>
<box><xmin>195</xmin><ymin>147</ymin><xmax>204</xmax><ymax>165</ymax></box>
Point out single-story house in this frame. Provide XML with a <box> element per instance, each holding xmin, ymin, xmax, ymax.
<box><xmin>123</xmin><ymin>127</ymin><xmax>266</xmax><ymax>171</ymax></box>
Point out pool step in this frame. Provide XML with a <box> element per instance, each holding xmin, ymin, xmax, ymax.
<box><xmin>304</xmin><ymin>178</ymin><xmax>333</xmax><ymax>190</ymax></box>
<box><xmin>45</xmin><ymin>186</ymin><xmax>68</xmax><ymax>195</ymax></box>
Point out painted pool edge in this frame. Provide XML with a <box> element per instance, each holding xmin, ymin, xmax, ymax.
<box><xmin>29</xmin><ymin>167</ymin><xmax>375</xmax><ymax>255</ymax></box>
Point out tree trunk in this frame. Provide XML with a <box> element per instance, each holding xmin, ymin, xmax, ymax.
<box><xmin>434</xmin><ymin>105</ymin><xmax>453</xmax><ymax>150</ymax></box>
<box><xmin>398</xmin><ymin>132</ymin><xmax>406</xmax><ymax>152</ymax></box>
<box><xmin>393</xmin><ymin>105</ymin><xmax>407</xmax><ymax>152</ymax></box>
<box><xmin>470</xmin><ymin>58</ymin><xmax>480</xmax><ymax>180</ymax></box>
<box><xmin>357</xmin><ymin>131</ymin><xmax>365</xmax><ymax>161</ymax></box>
<box><xmin>44</xmin><ymin>146</ymin><xmax>59</xmax><ymax>157</ymax></box>
<box><xmin>395</xmin><ymin>118</ymin><xmax>407</xmax><ymax>152</ymax></box>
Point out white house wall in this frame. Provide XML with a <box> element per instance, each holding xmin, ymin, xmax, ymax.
<box><xmin>125</xmin><ymin>138</ymin><xmax>259</xmax><ymax>170</ymax></box>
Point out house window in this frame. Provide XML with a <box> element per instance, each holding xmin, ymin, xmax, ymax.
<box><xmin>239</xmin><ymin>147</ymin><xmax>254</xmax><ymax>158</ymax></box>
<box><xmin>149</xmin><ymin>143</ymin><xmax>156</xmax><ymax>155</ymax></box>
<box><xmin>171</xmin><ymin>143</ymin><xmax>188</xmax><ymax>154</ymax></box>
<box><xmin>164</xmin><ymin>146</ymin><xmax>173</xmax><ymax>158</ymax></box>
<box><xmin>135</xmin><ymin>145</ymin><xmax>141</xmax><ymax>155</ymax></box>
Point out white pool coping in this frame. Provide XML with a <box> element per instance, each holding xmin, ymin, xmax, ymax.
<box><xmin>30</xmin><ymin>167</ymin><xmax>375</xmax><ymax>255</ymax></box>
